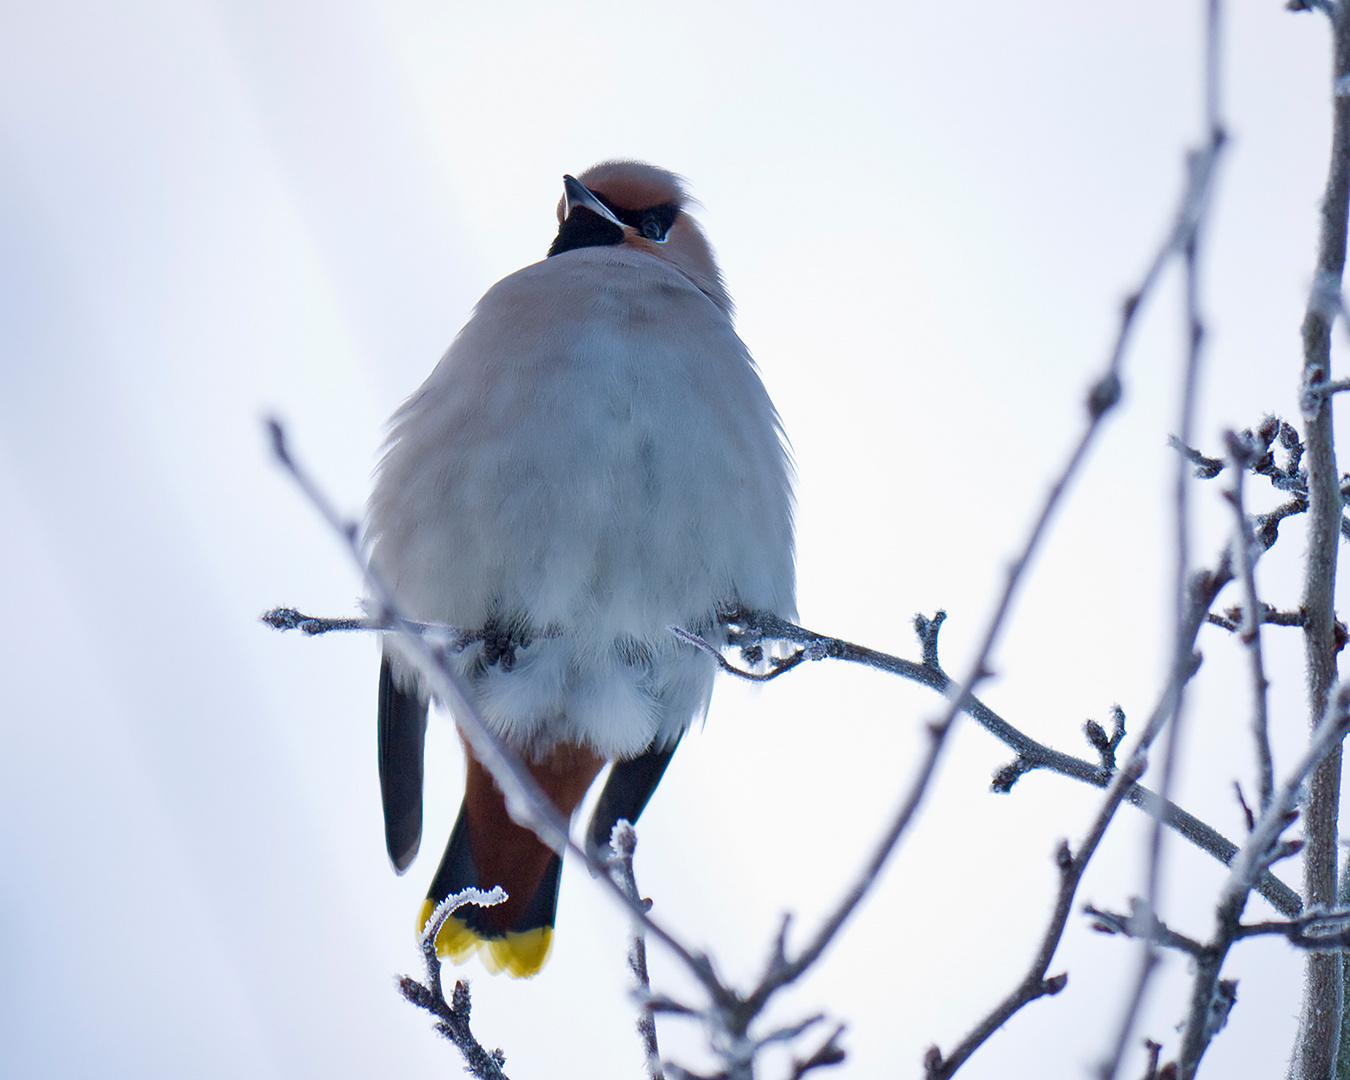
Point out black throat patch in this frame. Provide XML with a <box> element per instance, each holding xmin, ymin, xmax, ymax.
<box><xmin>547</xmin><ymin>200</ymin><xmax>681</xmax><ymax>257</ymax></box>
<box><xmin>548</xmin><ymin>206</ymin><xmax>624</xmax><ymax>257</ymax></box>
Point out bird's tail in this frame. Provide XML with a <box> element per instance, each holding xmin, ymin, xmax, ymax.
<box><xmin>420</xmin><ymin>806</ymin><xmax>563</xmax><ymax>978</ymax></box>
<box><xmin>421</xmin><ymin>742</ymin><xmax>604</xmax><ymax>978</ymax></box>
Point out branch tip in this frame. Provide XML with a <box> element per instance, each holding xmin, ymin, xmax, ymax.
<box><xmin>1055</xmin><ymin>840</ymin><xmax>1074</xmax><ymax>871</ymax></box>
<box><xmin>913</xmin><ymin>610</ymin><xmax>947</xmax><ymax>669</ymax></box>
<box><xmin>991</xmin><ymin>756</ymin><xmax>1033</xmax><ymax>793</ymax></box>
<box><xmin>265</xmin><ymin>415</ymin><xmax>289</xmax><ymax>465</ymax></box>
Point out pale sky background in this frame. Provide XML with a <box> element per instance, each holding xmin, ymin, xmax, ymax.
<box><xmin>2</xmin><ymin>1</ymin><xmax>1348</xmax><ymax>1077</ymax></box>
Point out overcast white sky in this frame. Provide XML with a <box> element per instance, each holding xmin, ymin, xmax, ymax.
<box><xmin>2</xmin><ymin>1</ymin><xmax>1348</xmax><ymax>1077</ymax></box>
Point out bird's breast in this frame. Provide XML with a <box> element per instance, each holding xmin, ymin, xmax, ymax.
<box><xmin>369</xmin><ymin>251</ymin><xmax>795</xmax><ymax>644</ymax></box>
<box><xmin>366</xmin><ymin>248</ymin><xmax>794</xmax><ymax>757</ymax></box>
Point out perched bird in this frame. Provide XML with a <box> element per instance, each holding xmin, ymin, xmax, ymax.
<box><xmin>365</xmin><ymin>161</ymin><xmax>796</xmax><ymax>977</ymax></box>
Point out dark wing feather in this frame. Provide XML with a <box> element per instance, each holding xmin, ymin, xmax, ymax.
<box><xmin>378</xmin><ymin>653</ymin><xmax>429</xmax><ymax>873</ymax></box>
<box><xmin>584</xmin><ymin>737</ymin><xmax>682</xmax><ymax>863</ymax></box>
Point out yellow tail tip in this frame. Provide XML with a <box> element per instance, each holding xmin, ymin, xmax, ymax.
<box><xmin>418</xmin><ymin>899</ymin><xmax>554</xmax><ymax>978</ymax></box>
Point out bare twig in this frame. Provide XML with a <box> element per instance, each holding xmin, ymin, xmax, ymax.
<box><xmin>1308</xmin><ymin>376</ymin><xmax>1350</xmax><ymax>397</ymax></box>
<box><xmin>1168</xmin><ymin>434</ymin><xmax>1225</xmax><ymax>479</ymax></box>
<box><xmin>1177</xmin><ymin>683</ymin><xmax>1350</xmax><ymax>1078</ymax></box>
<box><xmin>1286</xmin><ymin>1</ymin><xmax>1337</xmax><ymax>19</ymax></box>
<box><xmin>1084</xmin><ymin>898</ymin><xmax>1206</xmax><ymax>958</ymax></box>
<box><xmin>1168</xmin><ymin>413</ymin><xmax>1306</xmax><ymax>491</ymax></box>
<box><xmin>1255</xmin><ymin>493</ymin><xmax>1312</xmax><ymax>551</ymax></box>
<box><xmin>725</xmin><ymin>15</ymin><xmax>1234</xmax><ymax>1046</ymax></box>
<box><xmin>1234</xmin><ymin>782</ymin><xmax>1256</xmax><ymax>833</ymax></box>
<box><xmin>786</xmin><ymin>1025</ymin><xmax>847</xmax><ymax>1080</ymax></box>
<box><xmin>1237</xmin><ymin>906</ymin><xmax>1350</xmax><ymax>946</ymax></box>
<box><xmin>261</xmin><ymin>604</ymin><xmax>512</xmax><ymax>648</ymax></box>
<box><xmin>676</xmin><ymin>231</ymin><xmax>1143</xmax><ymax>1047</ymax></box>
<box><xmin>1223</xmin><ymin>430</ymin><xmax>1275</xmax><ymax>811</ymax></box>
<box><xmin>1139</xmin><ymin>1039</ymin><xmax>1165</xmax><ymax>1080</ymax></box>
<box><xmin>1179</xmin><ymin>413</ymin><xmax>1309</xmax><ymax>500</ymax></box>
<box><xmin>260</xmin><ymin>607</ymin><xmax>380</xmax><ymax>634</ymax></box>
<box><xmin>609</xmin><ymin>822</ymin><xmax>664</xmax><ymax>1080</ymax></box>
<box><xmin>1205</xmin><ymin>605</ymin><xmax>1304</xmax><ymax>632</ymax></box>
<box><xmin>397</xmin><ymin>886</ymin><xmax>510</xmax><ymax>1079</ymax></box>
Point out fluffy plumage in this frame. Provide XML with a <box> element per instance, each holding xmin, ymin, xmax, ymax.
<box><xmin>365</xmin><ymin>161</ymin><xmax>796</xmax><ymax>976</ymax></box>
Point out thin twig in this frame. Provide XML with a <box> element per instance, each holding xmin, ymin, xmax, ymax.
<box><xmin>609</xmin><ymin>822</ymin><xmax>664</xmax><ymax>1080</ymax></box>
<box><xmin>1286</xmin><ymin>1</ymin><xmax>1337</xmax><ymax>19</ymax></box>
<box><xmin>261</xmin><ymin>605</ymin><xmax>511</xmax><ymax>646</ymax></box>
<box><xmin>1140</xmin><ymin>1040</ymin><xmax>1164</xmax><ymax>1080</ymax></box>
<box><xmin>1168</xmin><ymin>433</ymin><xmax>1225</xmax><ymax>479</ymax></box>
<box><xmin>1205</xmin><ymin>605</ymin><xmax>1304</xmax><ymax>632</ymax></box>
<box><xmin>1223</xmin><ymin>430</ymin><xmax>1275</xmax><ymax>811</ymax></box>
<box><xmin>1083</xmin><ymin>899</ymin><xmax>1206</xmax><ymax>958</ymax></box>
<box><xmin>260</xmin><ymin>607</ymin><xmax>381</xmax><ymax>634</ymax></box>
<box><xmin>786</xmin><ymin>1025</ymin><xmax>847</xmax><ymax>1080</ymax></box>
<box><xmin>1102</xmin><ymin>2</ymin><xmax>1227</xmax><ymax>1070</ymax></box>
<box><xmin>1177</xmin><ymin>683</ymin><xmax>1350</xmax><ymax>1078</ymax></box>
<box><xmin>1308</xmin><ymin>376</ymin><xmax>1350</xmax><ymax>396</ymax></box>
<box><xmin>722</xmin><ymin>11</ymin><xmax>1229</xmax><ymax>1037</ymax></box>
<box><xmin>1237</xmin><ymin>906</ymin><xmax>1350</xmax><ymax>945</ymax></box>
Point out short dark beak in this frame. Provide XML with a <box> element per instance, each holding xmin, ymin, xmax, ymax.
<box><xmin>562</xmin><ymin>174</ymin><xmax>622</xmax><ymax>227</ymax></box>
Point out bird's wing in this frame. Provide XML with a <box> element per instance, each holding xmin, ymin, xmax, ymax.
<box><xmin>378</xmin><ymin>653</ymin><xmax>429</xmax><ymax>873</ymax></box>
<box><xmin>584</xmin><ymin>736</ymin><xmax>683</xmax><ymax>864</ymax></box>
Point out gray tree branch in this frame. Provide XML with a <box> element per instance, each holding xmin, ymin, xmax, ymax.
<box><xmin>1291</xmin><ymin>0</ymin><xmax>1350</xmax><ymax>1074</ymax></box>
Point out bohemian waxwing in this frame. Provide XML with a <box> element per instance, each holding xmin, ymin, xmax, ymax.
<box><xmin>365</xmin><ymin>161</ymin><xmax>796</xmax><ymax>977</ymax></box>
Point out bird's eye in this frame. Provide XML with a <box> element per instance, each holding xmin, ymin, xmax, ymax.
<box><xmin>611</xmin><ymin>203</ymin><xmax>677</xmax><ymax>243</ymax></box>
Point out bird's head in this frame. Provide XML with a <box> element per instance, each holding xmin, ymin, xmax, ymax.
<box><xmin>547</xmin><ymin>160</ymin><xmax>732</xmax><ymax>315</ymax></box>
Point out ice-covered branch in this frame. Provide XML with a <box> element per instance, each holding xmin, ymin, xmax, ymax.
<box><xmin>397</xmin><ymin>887</ymin><xmax>510</xmax><ymax>1079</ymax></box>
